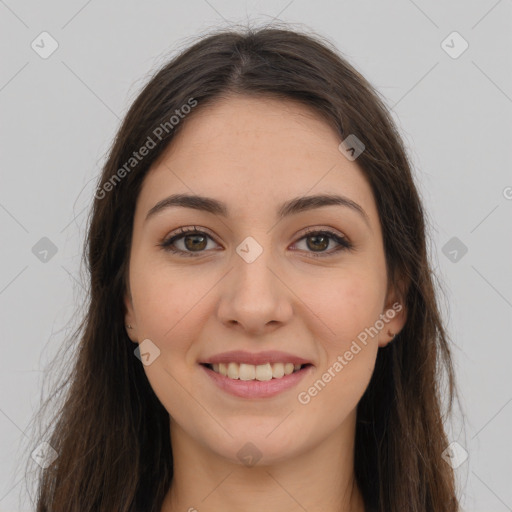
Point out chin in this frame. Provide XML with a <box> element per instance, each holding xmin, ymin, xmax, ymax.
<box><xmin>206</xmin><ymin>426</ymin><xmax>310</xmax><ymax>467</ymax></box>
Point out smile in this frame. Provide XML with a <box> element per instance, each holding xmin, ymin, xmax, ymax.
<box><xmin>200</xmin><ymin>362</ymin><xmax>314</xmax><ymax>399</ymax></box>
<box><xmin>204</xmin><ymin>361</ymin><xmax>306</xmax><ymax>380</ymax></box>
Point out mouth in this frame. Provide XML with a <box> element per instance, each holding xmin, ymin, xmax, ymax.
<box><xmin>200</xmin><ymin>362</ymin><xmax>313</xmax><ymax>381</ymax></box>
<box><xmin>199</xmin><ymin>361</ymin><xmax>314</xmax><ymax>399</ymax></box>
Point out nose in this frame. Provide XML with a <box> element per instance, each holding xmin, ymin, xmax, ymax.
<box><xmin>216</xmin><ymin>244</ymin><xmax>293</xmax><ymax>336</ymax></box>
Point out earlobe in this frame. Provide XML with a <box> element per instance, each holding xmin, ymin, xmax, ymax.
<box><xmin>124</xmin><ymin>291</ymin><xmax>138</xmax><ymax>343</ymax></box>
<box><xmin>379</xmin><ymin>327</ymin><xmax>398</xmax><ymax>348</ymax></box>
<box><xmin>378</xmin><ymin>286</ymin><xmax>408</xmax><ymax>348</ymax></box>
<box><xmin>124</xmin><ymin>320</ymin><xmax>139</xmax><ymax>344</ymax></box>
<box><xmin>125</xmin><ymin>323</ymin><xmax>138</xmax><ymax>344</ymax></box>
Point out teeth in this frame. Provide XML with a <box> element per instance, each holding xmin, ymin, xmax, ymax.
<box><xmin>240</xmin><ymin>363</ymin><xmax>256</xmax><ymax>380</ymax></box>
<box><xmin>227</xmin><ymin>362</ymin><xmax>239</xmax><ymax>379</ymax></box>
<box><xmin>211</xmin><ymin>362</ymin><xmax>304</xmax><ymax>380</ymax></box>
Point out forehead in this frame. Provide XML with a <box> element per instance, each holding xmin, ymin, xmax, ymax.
<box><xmin>164</xmin><ymin>94</ymin><xmax>341</xmax><ymax>165</ymax></box>
<box><xmin>136</xmin><ymin>95</ymin><xmax>378</xmax><ymax>227</ymax></box>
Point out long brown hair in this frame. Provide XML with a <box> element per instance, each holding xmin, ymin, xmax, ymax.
<box><xmin>24</xmin><ymin>24</ymin><xmax>463</xmax><ymax>511</ymax></box>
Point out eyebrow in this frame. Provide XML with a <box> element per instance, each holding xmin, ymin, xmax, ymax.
<box><xmin>144</xmin><ymin>193</ymin><xmax>371</xmax><ymax>228</ymax></box>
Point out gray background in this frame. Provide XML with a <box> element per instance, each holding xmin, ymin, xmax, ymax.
<box><xmin>1</xmin><ymin>1</ymin><xmax>511</xmax><ymax>511</ymax></box>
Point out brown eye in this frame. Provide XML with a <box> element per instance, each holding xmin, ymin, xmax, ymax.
<box><xmin>293</xmin><ymin>229</ymin><xmax>353</xmax><ymax>258</ymax></box>
<box><xmin>306</xmin><ymin>234</ymin><xmax>330</xmax><ymax>252</ymax></box>
<box><xmin>160</xmin><ymin>227</ymin><xmax>219</xmax><ymax>257</ymax></box>
<box><xmin>183</xmin><ymin>233</ymin><xmax>208</xmax><ymax>251</ymax></box>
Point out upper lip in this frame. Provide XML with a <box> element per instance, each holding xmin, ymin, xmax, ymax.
<box><xmin>200</xmin><ymin>350</ymin><xmax>313</xmax><ymax>366</ymax></box>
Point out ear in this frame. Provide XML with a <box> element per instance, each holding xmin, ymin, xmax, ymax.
<box><xmin>124</xmin><ymin>286</ymin><xmax>138</xmax><ymax>344</ymax></box>
<box><xmin>378</xmin><ymin>277</ymin><xmax>408</xmax><ymax>348</ymax></box>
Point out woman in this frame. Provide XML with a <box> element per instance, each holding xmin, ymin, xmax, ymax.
<box><xmin>29</xmin><ymin>25</ymin><xmax>462</xmax><ymax>511</ymax></box>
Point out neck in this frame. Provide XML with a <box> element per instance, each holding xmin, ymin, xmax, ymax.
<box><xmin>161</xmin><ymin>411</ymin><xmax>366</xmax><ymax>512</ymax></box>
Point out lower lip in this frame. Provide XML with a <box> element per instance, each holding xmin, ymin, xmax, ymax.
<box><xmin>200</xmin><ymin>364</ymin><xmax>314</xmax><ymax>399</ymax></box>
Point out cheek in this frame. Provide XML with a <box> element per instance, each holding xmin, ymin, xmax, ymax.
<box><xmin>293</xmin><ymin>267</ymin><xmax>383</xmax><ymax>408</ymax></box>
<box><xmin>295</xmin><ymin>265</ymin><xmax>385</xmax><ymax>344</ymax></box>
<box><xmin>296</xmin><ymin>276</ymin><xmax>380</xmax><ymax>427</ymax></box>
<box><xmin>131</xmin><ymin>265</ymin><xmax>208</xmax><ymax>423</ymax></box>
<box><xmin>131</xmin><ymin>260</ymin><xmax>207</xmax><ymax>344</ymax></box>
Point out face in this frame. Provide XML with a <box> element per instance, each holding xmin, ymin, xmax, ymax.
<box><xmin>125</xmin><ymin>94</ymin><xmax>406</xmax><ymax>465</ymax></box>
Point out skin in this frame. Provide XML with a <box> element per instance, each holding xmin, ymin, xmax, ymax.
<box><xmin>124</xmin><ymin>94</ymin><xmax>407</xmax><ymax>512</ymax></box>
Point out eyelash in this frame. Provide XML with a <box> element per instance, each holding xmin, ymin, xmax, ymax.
<box><xmin>158</xmin><ymin>226</ymin><xmax>353</xmax><ymax>258</ymax></box>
